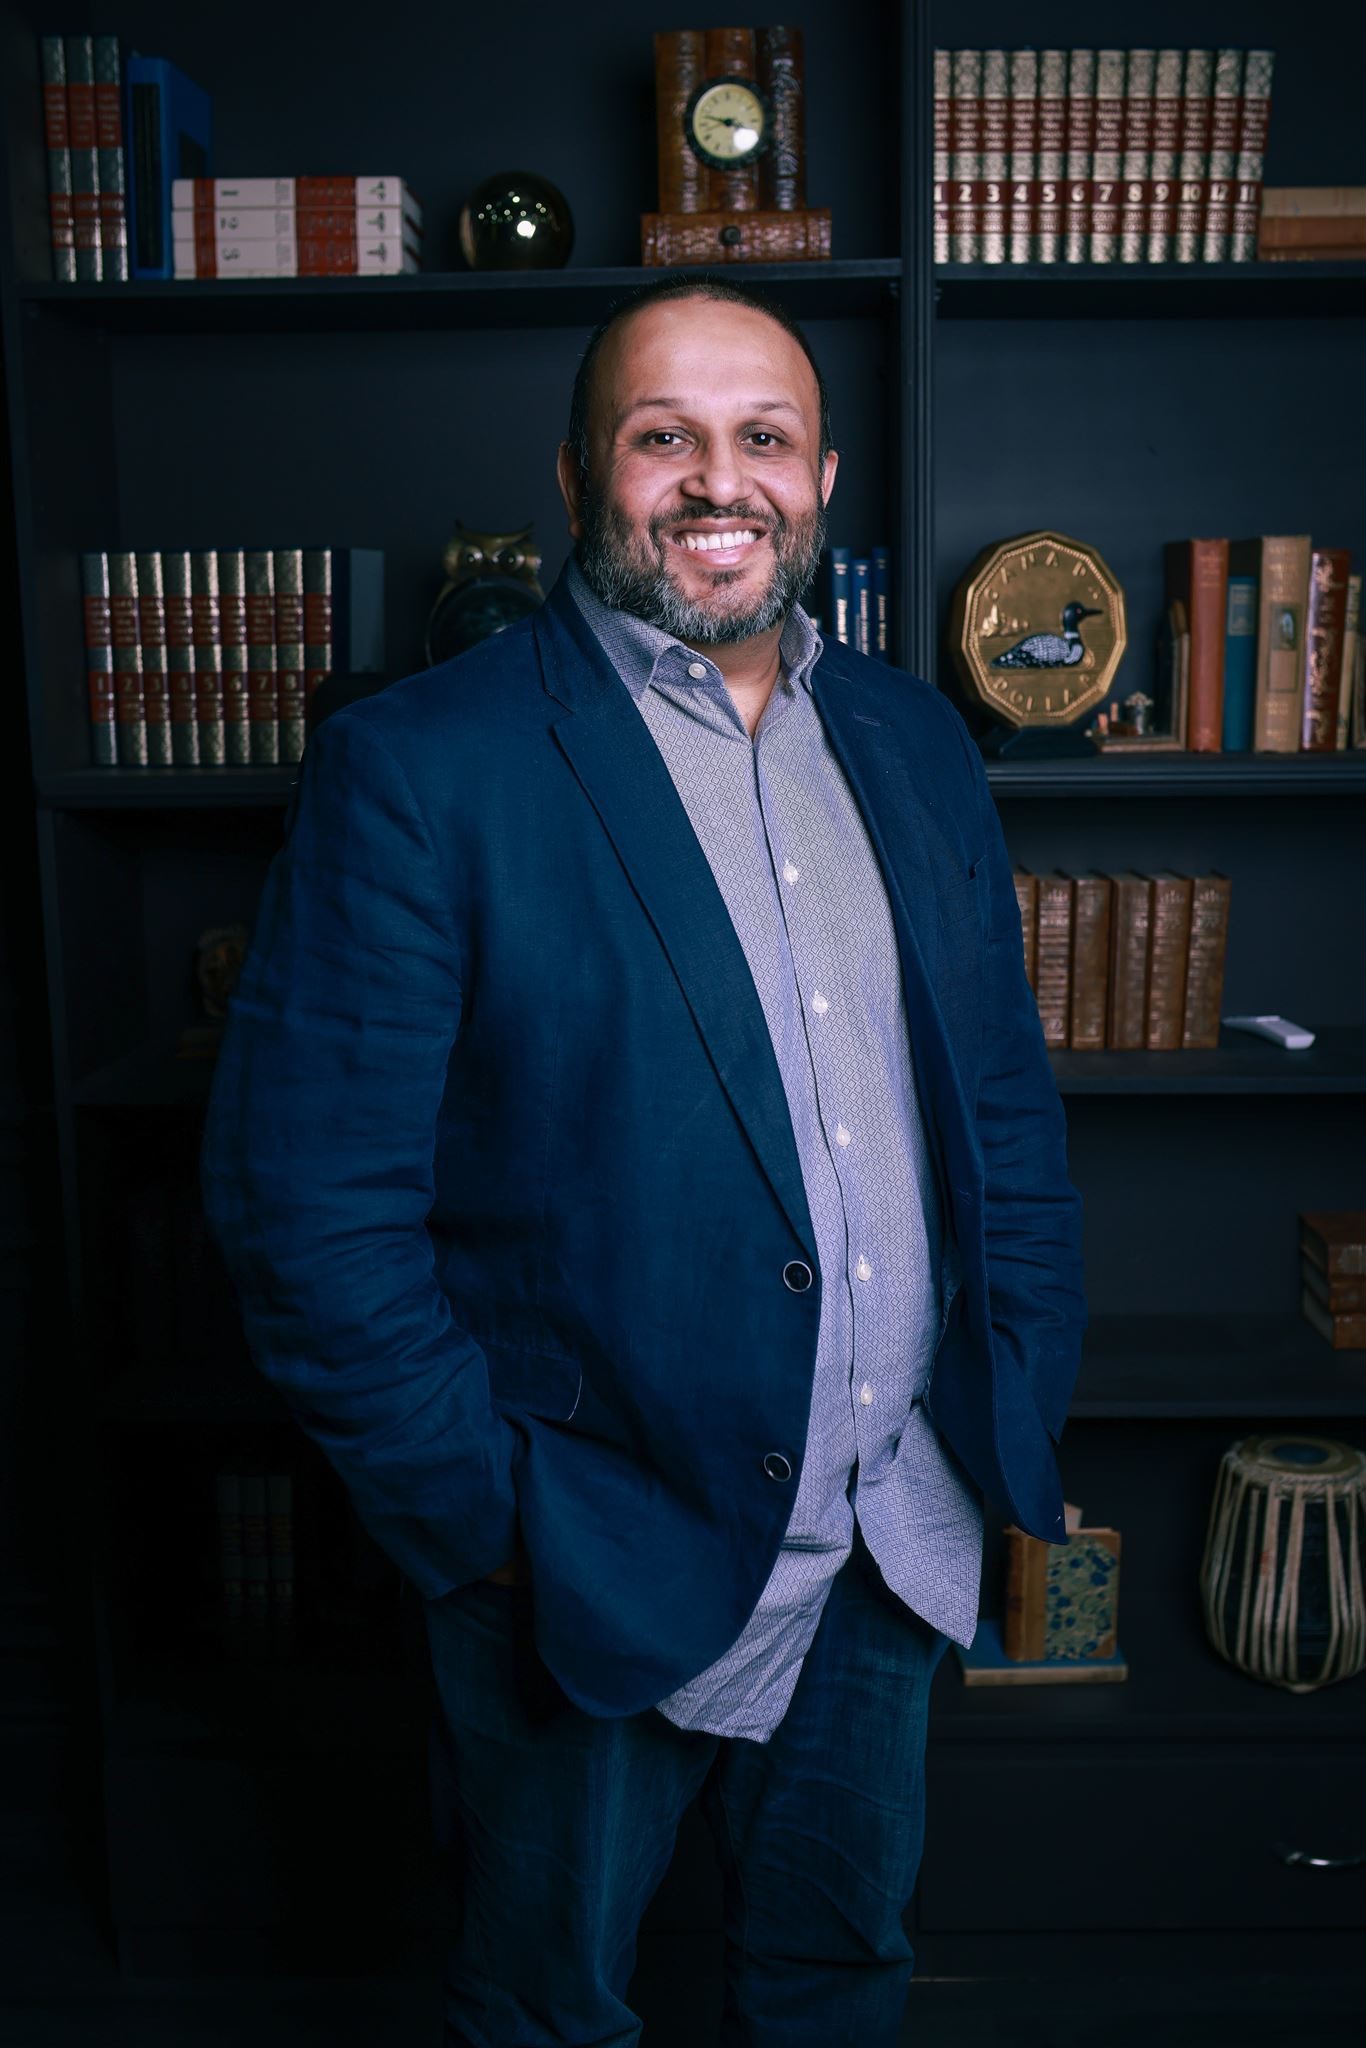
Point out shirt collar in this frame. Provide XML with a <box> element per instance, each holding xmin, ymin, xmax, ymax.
<box><xmin>564</xmin><ymin>554</ymin><xmax>824</xmax><ymax>705</ymax></box>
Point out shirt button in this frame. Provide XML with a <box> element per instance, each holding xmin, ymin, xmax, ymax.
<box><xmin>859</xmin><ymin>1382</ymin><xmax>874</xmax><ymax>1406</ymax></box>
<box><xmin>835</xmin><ymin>1123</ymin><xmax>851</xmax><ymax>1147</ymax></box>
<box><xmin>811</xmin><ymin>991</ymin><xmax>829</xmax><ymax>1015</ymax></box>
<box><xmin>855</xmin><ymin>1255</ymin><xmax>873</xmax><ymax>1282</ymax></box>
<box><xmin>782</xmin><ymin>860</ymin><xmax>800</xmax><ymax>884</ymax></box>
<box><xmin>687</xmin><ymin>660</ymin><xmax>708</xmax><ymax>679</ymax></box>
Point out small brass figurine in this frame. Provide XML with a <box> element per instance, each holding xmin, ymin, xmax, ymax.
<box><xmin>425</xmin><ymin>523</ymin><xmax>545</xmax><ymax>666</ymax></box>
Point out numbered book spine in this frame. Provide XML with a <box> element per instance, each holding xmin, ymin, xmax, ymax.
<box><xmin>108</xmin><ymin>552</ymin><xmax>146</xmax><ymax>765</ymax></box>
<box><xmin>1034</xmin><ymin>49</ymin><xmax>1066</xmax><ymax>263</ymax></box>
<box><xmin>303</xmin><ymin>547</ymin><xmax>333</xmax><ymax>707</ymax></box>
<box><xmin>92</xmin><ymin>34</ymin><xmax>128</xmax><ymax>281</ymax></box>
<box><xmin>1013</xmin><ymin>869</ymin><xmax>1038</xmax><ymax>991</ymax></box>
<box><xmin>63</xmin><ymin>34</ymin><xmax>101</xmax><ymax>282</ymax></box>
<box><xmin>1106</xmin><ymin>872</ymin><xmax>1153</xmax><ymax>1049</ymax></box>
<box><xmin>1229</xmin><ymin>52</ymin><xmax>1274</xmax><ymax>262</ymax></box>
<box><xmin>1089</xmin><ymin>49</ymin><xmax>1125</xmax><ymax>263</ymax></box>
<box><xmin>932</xmin><ymin>49</ymin><xmax>951</xmax><ymax>262</ymax></box>
<box><xmin>191</xmin><ymin>552</ymin><xmax>225</xmax><ymax>765</ymax></box>
<box><xmin>1181</xmin><ymin>873</ymin><xmax>1232</xmax><ymax>1049</ymax></box>
<box><xmin>81</xmin><ymin>552</ymin><xmax>115</xmax><ymax>765</ymax></box>
<box><xmin>979</xmin><ymin>49</ymin><xmax>1008</xmax><ymax>265</ymax></box>
<box><xmin>162</xmin><ymin>551</ymin><xmax>198</xmax><ymax>765</ymax></box>
<box><xmin>1175</xmin><ymin>49</ymin><xmax>1212</xmax><ymax>264</ymax></box>
<box><xmin>273</xmin><ymin>548</ymin><xmax>306</xmax><ymax>764</ymax></box>
<box><xmin>245</xmin><ymin>551</ymin><xmax>278</xmax><ymax>764</ymax></box>
<box><xmin>1201</xmin><ymin>49</ymin><xmax>1243</xmax><ymax>262</ymax></box>
<box><xmin>756</xmin><ymin>24</ymin><xmax>804</xmax><ymax>211</ymax></box>
<box><xmin>871</xmin><ymin>546</ymin><xmax>890</xmax><ymax>660</ymax></box>
<box><xmin>1146</xmin><ymin>48</ymin><xmax>1182</xmax><ymax>261</ymax></box>
<box><xmin>1299</xmin><ymin>549</ymin><xmax>1352</xmax><ymax>753</ymax></box>
<box><xmin>1068</xmin><ymin>873</ymin><xmax>1113</xmax><ymax>1051</ymax></box>
<box><xmin>1034</xmin><ymin>873</ymin><xmax>1073</xmax><ymax>1049</ymax></box>
<box><xmin>267</xmin><ymin>1469</ymin><xmax>295</xmax><ymax>1654</ymax></box>
<box><xmin>174</xmin><ymin>175</ymin><xmax>417</xmax><ymax>212</ymax></box>
<box><xmin>1063</xmin><ymin>49</ymin><xmax>1095</xmax><ymax>264</ymax></box>
<box><xmin>949</xmin><ymin>49</ymin><xmax>981</xmax><ymax>262</ymax></box>
<box><xmin>135</xmin><ymin>551</ymin><xmax>171</xmax><ymax>765</ymax></box>
<box><xmin>703</xmin><ymin>28</ymin><xmax>759</xmax><ymax>212</ymax></box>
<box><xmin>1143</xmin><ymin>871</ymin><xmax>1194</xmax><ymax>1050</ymax></box>
<box><xmin>39</xmin><ymin>37</ymin><xmax>76</xmax><ymax>282</ymax></box>
<box><xmin>1119</xmin><ymin>48</ymin><xmax>1154</xmax><ymax>264</ymax></box>
<box><xmin>1007</xmin><ymin>49</ymin><xmax>1037</xmax><ymax>265</ymax></box>
<box><xmin>1337</xmin><ymin>574</ymin><xmax>1362</xmax><ymax>752</ymax></box>
<box><xmin>654</xmin><ymin>30</ymin><xmax>707</xmax><ymax>213</ymax></box>
<box><xmin>219</xmin><ymin>549</ymin><xmax>251</xmax><ymax>765</ymax></box>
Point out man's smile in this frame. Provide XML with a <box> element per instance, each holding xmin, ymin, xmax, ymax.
<box><xmin>666</xmin><ymin>525</ymin><xmax>767</xmax><ymax>568</ymax></box>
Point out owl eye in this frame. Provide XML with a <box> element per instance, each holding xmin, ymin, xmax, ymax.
<box><xmin>462</xmin><ymin>547</ymin><xmax>485</xmax><ymax>568</ymax></box>
<box><xmin>497</xmin><ymin>548</ymin><xmax>524</xmax><ymax>570</ymax></box>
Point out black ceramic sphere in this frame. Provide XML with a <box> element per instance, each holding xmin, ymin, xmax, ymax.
<box><xmin>458</xmin><ymin>171</ymin><xmax>574</xmax><ymax>270</ymax></box>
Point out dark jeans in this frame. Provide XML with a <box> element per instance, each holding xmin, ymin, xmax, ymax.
<box><xmin>422</xmin><ymin>1516</ymin><xmax>950</xmax><ymax>2048</ymax></box>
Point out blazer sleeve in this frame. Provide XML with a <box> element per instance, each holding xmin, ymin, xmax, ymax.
<box><xmin>199</xmin><ymin>705</ymin><xmax>520</xmax><ymax>1598</ymax></box>
<box><xmin>953</xmin><ymin>714</ymin><xmax>1088</xmax><ymax>1445</ymax></box>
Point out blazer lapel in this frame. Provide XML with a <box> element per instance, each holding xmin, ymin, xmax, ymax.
<box><xmin>533</xmin><ymin>575</ymin><xmax>817</xmax><ymax>1266</ymax></box>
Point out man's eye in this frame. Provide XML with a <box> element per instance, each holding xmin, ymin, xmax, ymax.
<box><xmin>747</xmin><ymin>431</ymin><xmax>782</xmax><ymax>448</ymax></box>
<box><xmin>643</xmin><ymin>431</ymin><xmax>684</xmax><ymax>447</ymax></box>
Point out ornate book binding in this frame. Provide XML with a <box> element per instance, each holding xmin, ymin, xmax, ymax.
<box><xmin>642</xmin><ymin>208</ymin><xmax>830</xmax><ymax>266</ymax></box>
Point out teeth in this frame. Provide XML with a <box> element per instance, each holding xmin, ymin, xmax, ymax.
<box><xmin>678</xmin><ymin>530</ymin><xmax>758</xmax><ymax>552</ymax></box>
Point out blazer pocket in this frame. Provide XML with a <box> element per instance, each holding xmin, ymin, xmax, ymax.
<box><xmin>484</xmin><ymin>1343</ymin><xmax>583</xmax><ymax>1423</ymax></box>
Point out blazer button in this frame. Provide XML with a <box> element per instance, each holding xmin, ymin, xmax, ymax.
<box><xmin>782</xmin><ymin>1260</ymin><xmax>814</xmax><ymax>1291</ymax></box>
<box><xmin>763</xmin><ymin>1452</ymin><xmax>793</xmax><ymax>1481</ymax></box>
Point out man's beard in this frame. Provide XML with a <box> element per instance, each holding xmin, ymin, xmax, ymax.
<box><xmin>574</xmin><ymin>481</ymin><xmax>828</xmax><ymax>646</ymax></box>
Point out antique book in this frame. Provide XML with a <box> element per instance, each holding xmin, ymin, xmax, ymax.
<box><xmin>1013</xmin><ymin>868</ymin><xmax>1039</xmax><ymax>992</ymax></box>
<box><xmin>162</xmin><ymin>550</ymin><xmax>198</xmax><ymax>766</ymax></box>
<box><xmin>80</xmin><ymin>552</ymin><xmax>115</xmax><ymax>766</ymax></box>
<box><xmin>1301</xmin><ymin>1292</ymin><xmax>1366</xmax><ymax>1351</ymax></box>
<box><xmin>1034</xmin><ymin>872</ymin><xmax>1074</xmax><ymax>1049</ymax></box>
<box><xmin>273</xmin><ymin>548</ymin><xmax>306</xmax><ymax>766</ymax></box>
<box><xmin>1257</xmin><ymin>215</ymin><xmax>1366</xmax><ymax>254</ymax></box>
<box><xmin>654</xmin><ymin>30</ymin><xmax>707</xmax><ymax>214</ymax></box>
<box><xmin>1263</xmin><ymin>186</ymin><xmax>1366</xmax><ymax>218</ymax></box>
<box><xmin>1200</xmin><ymin>49</ymin><xmax>1243</xmax><ymax>261</ymax></box>
<box><xmin>1337</xmin><ymin>575</ymin><xmax>1362</xmax><ymax>751</ymax></box>
<box><xmin>956</xmin><ymin>1614</ymin><xmax>1128</xmax><ymax>1685</ymax></box>
<box><xmin>1174</xmin><ymin>48</ymin><xmax>1212</xmax><ymax>264</ymax></box>
<box><xmin>1068</xmin><ymin>872</ymin><xmax>1113</xmax><ymax>1051</ymax></box>
<box><xmin>1164</xmin><ymin>537</ymin><xmax>1229</xmax><ymax>750</ymax></box>
<box><xmin>932</xmin><ymin>49</ymin><xmax>951</xmax><ymax>263</ymax></box>
<box><xmin>641</xmin><ymin>209</ymin><xmax>831</xmax><ymax>265</ymax></box>
<box><xmin>1229</xmin><ymin>51</ymin><xmax>1274</xmax><ymax>262</ymax></box>
<box><xmin>1299</xmin><ymin>548</ymin><xmax>1352</xmax><ymax>753</ymax></box>
<box><xmin>245</xmin><ymin>550</ymin><xmax>278</xmax><ymax>766</ymax></box>
<box><xmin>1221</xmin><ymin>573</ymin><xmax>1257</xmax><ymax>750</ymax></box>
<box><xmin>1180</xmin><ymin>873</ymin><xmax>1232</xmax><ymax>1049</ymax></box>
<box><xmin>1088</xmin><ymin>49</ymin><xmax>1125</xmax><ymax>262</ymax></box>
<box><xmin>134</xmin><ymin>551</ymin><xmax>172</xmax><ymax>766</ymax></box>
<box><xmin>108</xmin><ymin>551</ymin><xmax>146</xmax><ymax>768</ymax></box>
<box><xmin>1007</xmin><ymin>47</ymin><xmax>1037</xmax><ymax>265</ymax></box>
<box><xmin>92</xmin><ymin>33</ymin><xmax>128</xmax><ymax>281</ymax></box>
<box><xmin>1142</xmin><ymin>870</ymin><xmax>1193</xmax><ymax>1051</ymax></box>
<box><xmin>64</xmin><ymin>33</ymin><xmax>101</xmax><ymax>283</ymax></box>
<box><xmin>1063</xmin><ymin>48</ymin><xmax>1095</xmax><ymax>263</ymax></box>
<box><xmin>1002</xmin><ymin>1518</ymin><xmax>1122</xmax><ymax>1662</ymax></box>
<box><xmin>979</xmin><ymin>48</ymin><xmax>1008</xmax><ymax>265</ymax></box>
<box><xmin>39</xmin><ymin>35</ymin><xmax>76</xmax><ymax>281</ymax></box>
<box><xmin>950</xmin><ymin>48</ymin><xmax>982</xmax><ymax>262</ymax></box>
<box><xmin>1118</xmin><ymin>46</ymin><xmax>1153</xmax><ymax>264</ymax></box>
<box><xmin>1300</xmin><ymin>1212</ymin><xmax>1366</xmax><ymax>1279</ymax></box>
<box><xmin>218</xmin><ymin>549</ymin><xmax>250</xmax><ymax>768</ymax></box>
<box><xmin>756</xmin><ymin>25</ymin><xmax>805</xmax><ymax>211</ymax></box>
<box><xmin>1146</xmin><ymin>47</ymin><xmax>1182</xmax><ymax>261</ymax></box>
<box><xmin>704</xmin><ymin>28</ymin><xmax>759</xmax><ymax>212</ymax></box>
<box><xmin>1106</xmin><ymin>872</ymin><xmax>1153</xmax><ymax>1049</ymax></box>
<box><xmin>1302</xmin><ymin>1261</ymin><xmax>1366</xmax><ymax>1316</ymax></box>
<box><xmin>1034</xmin><ymin>49</ymin><xmax>1066</xmax><ymax>263</ymax></box>
<box><xmin>190</xmin><ymin>550</ymin><xmax>225</xmax><ymax>766</ymax></box>
<box><xmin>1228</xmin><ymin>535</ymin><xmax>1312</xmax><ymax>753</ymax></box>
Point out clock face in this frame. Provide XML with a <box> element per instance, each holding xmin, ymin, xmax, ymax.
<box><xmin>685</xmin><ymin>77</ymin><xmax>770</xmax><ymax>170</ymax></box>
<box><xmin>951</xmin><ymin>531</ymin><xmax>1127</xmax><ymax>728</ymax></box>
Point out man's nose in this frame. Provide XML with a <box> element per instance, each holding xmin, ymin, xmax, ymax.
<box><xmin>681</xmin><ymin>443</ymin><xmax>749</xmax><ymax>509</ymax></box>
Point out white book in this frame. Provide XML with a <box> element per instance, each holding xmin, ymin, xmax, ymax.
<box><xmin>173</xmin><ymin>240</ymin><xmax>420</xmax><ymax>277</ymax></box>
<box><xmin>172</xmin><ymin>203</ymin><xmax>420</xmax><ymax>242</ymax></box>
<box><xmin>171</xmin><ymin>175</ymin><xmax>420</xmax><ymax>221</ymax></box>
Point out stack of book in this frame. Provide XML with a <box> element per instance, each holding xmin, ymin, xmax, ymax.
<box><xmin>1160</xmin><ymin>538</ymin><xmax>1362</xmax><ymax>754</ymax></box>
<box><xmin>1300</xmin><ymin>1212</ymin><xmax>1366</xmax><ymax>1352</ymax></box>
<box><xmin>1257</xmin><ymin>187</ymin><xmax>1366</xmax><ymax>263</ymax></box>
<box><xmin>934</xmin><ymin>47</ymin><xmax>1273</xmax><ymax>266</ymax></box>
<box><xmin>172</xmin><ymin>176</ymin><xmax>421</xmax><ymax>277</ymax></box>
<box><xmin>816</xmin><ymin>547</ymin><xmax>891</xmax><ymax>659</ymax></box>
<box><xmin>80</xmin><ymin>546</ymin><xmax>384</xmax><ymax>769</ymax></box>
<box><xmin>1013</xmin><ymin>868</ymin><xmax>1231</xmax><ymax>1052</ymax></box>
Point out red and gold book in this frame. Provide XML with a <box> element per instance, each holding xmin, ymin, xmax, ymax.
<box><xmin>219</xmin><ymin>550</ymin><xmax>250</xmax><ymax>767</ymax></box>
<box><xmin>979</xmin><ymin>49</ymin><xmax>1008</xmax><ymax>265</ymax></box>
<box><xmin>950</xmin><ymin>48</ymin><xmax>982</xmax><ymax>263</ymax></box>
<box><xmin>932</xmin><ymin>49</ymin><xmax>951</xmax><ymax>262</ymax></box>
<box><xmin>81</xmin><ymin>552</ymin><xmax>114</xmax><ymax>766</ymax></box>
<box><xmin>1089</xmin><ymin>48</ymin><xmax>1125</xmax><ymax>262</ymax></box>
<box><xmin>1118</xmin><ymin>47</ymin><xmax>1153</xmax><ymax>265</ymax></box>
<box><xmin>1180</xmin><ymin>873</ymin><xmax>1232</xmax><ymax>1049</ymax></box>
<box><xmin>163</xmin><ymin>551</ymin><xmax>198</xmax><ymax>767</ymax></box>
<box><xmin>1174</xmin><ymin>48</ymin><xmax>1212</xmax><ymax>264</ymax></box>
<box><xmin>1164</xmin><ymin>538</ymin><xmax>1228</xmax><ymax>750</ymax></box>
<box><xmin>191</xmin><ymin>552</ymin><xmax>225</xmax><ymax>767</ymax></box>
<box><xmin>108</xmin><ymin>552</ymin><xmax>146</xmax><ymax>768</ymax></box>
<box><xmin>1146</xmin><ymin>47</ymin><xmax>1182</xmax><ymax>261</ymax></box>
<box><xmin>39</xmin><ymin>36</ymin><xmax>76</xmax><ymax>282</ymax></box>
<box><xmin>1301</xmin><ymin>1212</ymin><xmax>1366</xmax><ymax>1279</ymax></box>
<box><xmin>1105</xmin><ymin>872</ymin><xmax>1153</xmax><ymax>1049</ymax></box>
<box><xmin>1229</xmin><ymin>51</ymin><xmax>1274</xmax><ymax>262</ymax></box>
<box><xmin>1299</xmin><ymin>548</ymin><xmax>1352</xmax><ymax>752</ymax></box>
<box><xmin>1034</xmin><ymin>49</ymin><xmax>1066</xmax><ymax>263</ymax></box>
<box><xmin>135</xmin><ymin>551</ymin><xmax>171</xmax><ymax>766</ymax></box>
<box><xmin>1142</xmin><ymin>871</ymin><xmax>1194</xmax><ymax>1051</ymax></box>
<box><xmin>1063</xmin><ymin>48</ymin><xmax>1095</xmax><ymax>263</ymax></box>
<box><xmin>1007</xmin><ymin>49</ymin><xmax>1037</xmax><ymax>264</ymax></box>
<box><xmin>273</xmin><ymin>548</ymin><xmax>306</xmax><ymax>766</ymax></box>
<box><xmin>1200</xmin><ymin>49</ymin><xmax>1243</xmax><ymax>261</ymax></box>
<box><xmin>245</xmin><ymin>552</ymin><xmax>278</xmax><ymax>766</ymax></box>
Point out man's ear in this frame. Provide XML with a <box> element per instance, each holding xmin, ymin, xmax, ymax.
<box><xmin>819</xmin><ymin>448</ymin><xmax>839</xmax><ymax>508</ymax></box>
<box><xmin>556</xmin><ymin>441</ymin><xmax>585</xmax><ymax>539</ymax></box>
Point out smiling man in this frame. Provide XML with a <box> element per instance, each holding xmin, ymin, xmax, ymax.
<box><xmin>202</xmin><ymin>274</ymin><xmax>1085</xmax><ymax>2048</ymax></box>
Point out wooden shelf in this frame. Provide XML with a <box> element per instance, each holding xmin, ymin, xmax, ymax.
<box><xmin>18</xmin><ymin>259</ymin><xmax>902</xmax><ymax>334</ymax></box>
<box><xmin>1051</xmin><ymin>1026</ymin><xmax>1366</xmax><ymax>1096</ymax></box>
<box><xmin>983</xmin><ymin>753</ymin><xmax>1366</xmax><ymax>796</ymax></box>
<box><xmin>935</xmin><ymin>260</ymin><xmax>1366</xmax><ymax>321</ymax></box>
<box><xmin>1073</xmin><ymin>1313</ymin><xmax>1366</xmax><ymax>1420</ymax></box>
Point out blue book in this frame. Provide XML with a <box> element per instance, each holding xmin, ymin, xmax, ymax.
<box><xmin>826</xmin><ymin>548</ymin><xmax>851</xmax><ymax>646</ymax></box>
<box><xmin>850</xmin><ymin>558</ymin><xmax>871</xmax><ymax>655</ymax></box>
<box><xmin>954</xmin><ymin>1615</ymin><xmax>1129</xmax><ymax>1686</ymax></box>
<box><xmin>871</xmin><ymin>546</ymin><xmax>890</xmax><ymax>660</ymax></box>
<box><xmin>126</xmin><ymin>54</ymin><xmax>211</xmax><ymax>278</ymax></box>
<box><xmin>1221</xmin><ymin>573</ymin><xmax>1258</xmax><ymax>751</ymax></box>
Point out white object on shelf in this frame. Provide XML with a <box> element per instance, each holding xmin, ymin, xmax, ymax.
<box><xmin>1221</xmin><ymin>1015</ymin><xmax>1316</xmax><ymax>1050</ymax></box>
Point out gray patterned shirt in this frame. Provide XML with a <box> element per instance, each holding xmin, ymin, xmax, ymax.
<box><xmin>566</xmin><ymin>559</ymin><xmax>984</xmax><ymax>1742</ymax></box>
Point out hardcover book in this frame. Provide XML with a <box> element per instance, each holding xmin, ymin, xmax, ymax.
<box><xmin>979</xmin><ymin>48</ymin><xmax>1008</xmax><ymax>265</ymax></box>
<box><xmin>162</xmin><ymin>550</ymin><xmax>198</xmax><ymax>765</ymax></box>
<box><xmin>64</xmin><ymin>34</ymin><xmax>100</xmax><ymax>283</ymax></box>
<box><xmin>1301</xmin><ymin>1293</ymin><xmax>1366</xmax><ymax>1351</ymax></box>
<box><xmin>245</xmin><ymin>550</ymin><xmax>278</xmax><ymax>765</ymax></box>
<box><xmin>1063</xmin><ymin>48</ymin><xmax>1095</xmax><ymax>264</ymax></box>
<box><xmin>1337</xmin><ymin>575</ymin><xmax>1362</xmax><ymax>752</ymax></box>
<box><xmin>273</xmin><ymin>547</ymin><xmax>306</xmax><ymax>764</ymax></box>
<box><xmin>1180</xmin><ymin>873</ymin><xmax>1232</xmax><ymax>1050</ymax></box>
<box><xmin>1012</xmin><ymin>868</ymin><xmax>1038</xmax><ymax>992</ymax></box>
<box><xmin>1142</xmin><ymin>871</ymin><xmax>1194</xmax><ymax>1051</ymax></box>
<box><xmin>134</xmin><ymin>550</ymin><xmax>171</xmax><ymax>765</ymax></box>
<box><xmin>949</xmin><ymin>49</ymin><xmax>982</xmax><ymax>263</ymax></box>
<box><xmin>1068</xmin><ymin>872</ymin><xmax>1112</xmax><ymax>1051</ymax></box>
<box><xmin>108</xmin><ymin>551</ymin><xmax>146</xmax><ymax>766</ymax></box>
<box><xmin>1034</xmin><ymin>872</ymin><xmax>1073</xmax><ymax>1049</ymax></box>
<box><xmin>1221</xmin><ymin>573</ymin><xmax>1257</xmax><ymax>751</ymax></box>
<box><xmin>932</xmin><ymin>49</ymin><xmax>951</xmax><ymax>263</ymax></box>
<box><xmin>1007</xmin><ymin>49</ymin><xmax>1036</xmax><ymax>265</ymax></box>
<box><xmin>1088</xmin><ymin>49</ymin><xmax>1125</xmax><ymax>263</ymax></box>
<box><xmin>1302</xmin><ymin>1262</ymin><xmax>1366</xmax><ymax>1315</ymax></box>
<box><xmin>1228</xmin><ymin>535</ymin><xmax>1312</xmax><ymax>753</ymax></box>
<box><xmin>1105</xmin><ymin>871</ymin><xmax>1153</xmax><ymax>1049</ymax></box>
<box><xmin>1299</xmin><ymin>548</ymin><xmax>1352</xmax><ymax>753</ymax></box>
<box><xmin>80</xmin><ymin>552</ymin><xmax>115</xmax><ymax>766</ymax></box>
<box><xmin>1146</xmin><ymin>47</ymin><xmax>1183</xmax><ymax>262</ymax></box>
<box><xmin>1164</xmin><ymin>537</ymin><xmax>1228</xmax><ymax>751</ymax></box>
<box><xmin>653</xmin><ymin>30</ymin><xmax>706</xmax><ymax>215</ymax></box>
<box><xmin>1200</xmin><ymin>49</ymin><xmax>1243</xmax><ymax>262</ymax></box>
<box><xmin>219</xmin><ymin>549</ymin><xmax>250</xmax><ymax>766</ymax></box>
<box><xmin>39</xmin><ymin>35</ymin><xmax>76</xmax><ymax>282</ymax></box>
<box><xmin>1034</xmin><ymin>49</ymin><xmax>1066</xmax><ymax>264</ymax></box>
<box><xmin>1002</xmin><ymin>1514</ymin><xmax>1122</xmax><ymax>1662</ymax></box>
<box><xmin>1174</xmin><ymin>48</ymin><xmax>1212</xmax><ymax>264</ymax></box>
<box><xmin>93</xmin><ymin>34</ymin><xmax>128</xmax><ymax>280</ymax></box>
<box><xmin>756</xmin><ymin>25</ymin><xmax>805</xmax><ymax>212</ymax></box>
<box><xmin>1229</xmin><ymin>51</ymin><xmax>1274</xmax><ymax>263</ymax></box>
<box><xmin>1300</xmin><ymin>1212</ymin><xmax>1366</xmax><ymax>1279</ymax></box>
<box><xmin>1118</xmin><ymin>47</ymin><xmax>1154</xmax><ymax>265</ymax></box>
<box><xmin>191</xmin><ymin>551</ymin><xmax>225</xmax><ymax>765</ymax></box>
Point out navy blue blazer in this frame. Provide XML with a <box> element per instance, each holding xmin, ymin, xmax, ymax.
<box><xmin>200</xmin><ymin>565</ymin><xmax>1086</xmax><ymax>1718</ymax></box>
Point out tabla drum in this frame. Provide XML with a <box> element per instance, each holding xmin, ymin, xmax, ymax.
<box><xmin>1199</xmin><ymin>1433</ymin><xmax>1366</xmax><ymax>1693</ymax></box>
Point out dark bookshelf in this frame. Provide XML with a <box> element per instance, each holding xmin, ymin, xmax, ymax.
<box><xmin>4</xmin><ymin>0</ymin><xmax>1365</xmax><ymax>1987</ymax></box>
